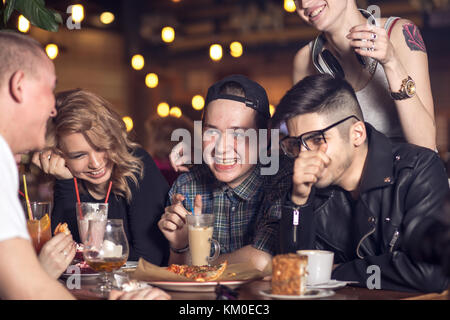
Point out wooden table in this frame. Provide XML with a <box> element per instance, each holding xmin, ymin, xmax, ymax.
<box><xmin>64</xmin><ymin>276</ymin><xmax>449</xmax><ymax>301</ymax></box>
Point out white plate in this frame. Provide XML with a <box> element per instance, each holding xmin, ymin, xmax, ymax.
<box><xmin>307</xmin><ymin>280</ymin><xmax>356</xmax><ymax>290</ymax></box>
<box><xmin>259</xmin><ymin>289</ymin><xmax>335</xmax><ymax>300</ymax></box>
<box><xmin>148</xmin><ymin>280</ymin><xmax>247</xmax><ymax>292</ymax></box>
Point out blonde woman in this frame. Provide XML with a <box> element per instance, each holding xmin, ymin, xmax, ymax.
<box><xmin>292</xmin><ymin>0</ymin><xmax>436</xmax><ymax>150</ymax></box>
<box><xmin>32</xmin><ymin>89</ymin><xmax>169</xmax><ymax>265</ymax></box>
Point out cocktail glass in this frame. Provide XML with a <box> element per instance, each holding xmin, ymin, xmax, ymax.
<box><xmin>24</xmin><ymin>201</ymin><xmax>52</xmax><ymax>254</ymax></box>
<box><xmin>83</xmin><ymin>219</ymin><xmax>129</xmax><ymax>294</ymax></box>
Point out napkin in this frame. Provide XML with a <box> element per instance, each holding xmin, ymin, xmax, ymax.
<box><xmin>131</xmin><ymin>258</ymin><xmax>269</xmax><ymax>282</ymax></box>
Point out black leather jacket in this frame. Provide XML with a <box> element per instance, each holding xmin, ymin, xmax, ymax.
<box><xmin>279</xmin><ymin>124</ymin><xmax>449</xmax><ymax>292</ymax></box>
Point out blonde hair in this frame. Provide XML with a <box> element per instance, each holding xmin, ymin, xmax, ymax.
<box><xmin>48</xmin><ymin>89</ymin><xmax>143</xmax><ymax>202</ymax></box>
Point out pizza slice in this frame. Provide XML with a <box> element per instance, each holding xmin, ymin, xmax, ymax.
<box><xmin>54</xmin><ymin>222</ymin><xmax>70</xmax><ymax>236</ymax></box>
<box><xmin>167</xmin><ymin>261</ymin><xmax>228</xmax><ymax>282</ymax></box>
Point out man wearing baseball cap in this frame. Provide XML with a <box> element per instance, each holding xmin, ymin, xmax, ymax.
<box><xmin>158</xmin><ymin>75</ymin><xmax>279</xmax><ymax>270</ymax></box>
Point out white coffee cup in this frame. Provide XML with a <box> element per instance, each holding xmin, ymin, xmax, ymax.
<box><xmin>296</xmin><ymin>250</ymin><xmax>334</xmax><ymax>285</ymax></box>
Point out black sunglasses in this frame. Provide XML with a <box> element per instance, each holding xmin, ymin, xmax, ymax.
<box><xmin>280</xmin><ymin>115</ymin><xmax>360</xmax><ymax>158</ymax></box>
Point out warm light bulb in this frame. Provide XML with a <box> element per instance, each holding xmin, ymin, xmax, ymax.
<box><xmin>18</xmin><ymin>15</ymin><xmax>30</xmax><ymax>33</ymax></box>
<box><xmin>45</xmin><ymin>44</ymin><xmax>59</xmax><ymax>60</ymax></box>
<box><xmin>145</xmin><ymin>73</ymin><xmax>159</xmax><ymax>88</ymax></box>
<box><xmin>71</xmin><ymin>4</ymin><xmax>85</xmax><ymax>23</ymax></box>
<box><xmin>100</xmin><ymin>12</ymin><xmax>115</xmax><ymax>25</ymax></box>
<box><xmin>131</xmin><ymin>54</ymin><xmax>145</xmax><ymax>70</ymax></box>
<box><xmin>157</xmin><ymin>102</ymin><xmax>170</xmax><ymax>117</ymax></box>
<box><xmin>170</xmin><ymin>107</ymin><xmax>182</xmax><ymax>118</ymax></box>
<box><xmin>192</xmin><ymin>95</ymin><xmax>205</xmax><ymax>111</ymax></box>
<box><xmin>161</xmin><ymin>26</ymin><xmax>175</xmax><ymax>43</ymax></box>
<box><xmin>122</xmin><ymin>116</ymin><xmax>134</xmax><ymax>132</ymax></box>
<box><xmin>270</xmin><ymin>104</ymin><xmax>275</xmax><ymax>117</ymax></box>
<box><xmin>209</xmin><ymin>44</ymin><xmax>223</xmax><ymax>61</ymax></box>
<box><xmin>230</xmin><ymin>41</ymin><xmax>243</xmax><ymax>58</ymax></box>
<box><xmin>284</xmin><ymin>0</ymin><xmax>296</xmax><ymax>13</ymax></box>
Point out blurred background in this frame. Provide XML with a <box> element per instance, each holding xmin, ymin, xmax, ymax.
<box><xmin>6</xmin><ymin>0</ymin><xmax>450</xmax><ymax>198</ymax></box>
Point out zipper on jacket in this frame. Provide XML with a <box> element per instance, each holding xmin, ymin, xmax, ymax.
<box><xmin>292</xmin><ymin>208</ymin><xmax>299</xmax><ymax>244</ymax></box>
<box><xmin>389</xmin><ymin>230</ymin><xmax>400</xmax><ymax>253</ymax></box>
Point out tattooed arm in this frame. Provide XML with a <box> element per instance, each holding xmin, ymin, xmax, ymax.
<box><xmin>350</xmin><ymin>19</ymin><xmax>436</xmax><ymax>150</ymax></box>
<box><xmin>384</xmin><ymin>19</ymin><xmax>435</xmax><ymax>150</ymax></box>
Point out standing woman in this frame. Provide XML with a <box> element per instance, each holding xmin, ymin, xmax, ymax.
<box><xmin>32</xmin><ymin>89</ymin><xmax>169</xmax><ymax>265</ymax></box>
<box><xmin>292</xmin><ymin>0</ymin><xmax>436</xmax><ymax>150</ymax></box>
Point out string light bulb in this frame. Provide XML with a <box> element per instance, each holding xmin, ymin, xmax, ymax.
<box><xmin>122</xmin><ymin>116</ymin><xmax>133</xmax><ymax>132</ymax></box>
<box><xmin>284</xmin><ymin>0</ymin><xmax>296</xmax><ymax>13</ymax></box>
<box><xmin>100</xmin><ymin>12</ymin><xmax>115</xmax><ymax>25</ymax></box>
<box><xmin>71</xmin><ymin>4</ymin><xmax>85</xmax><ymax>23</ymax></box>
<box><xmin>145</xmin><ymin>73</ymin><xmax>159</xmax><ymax>88</ymax></box>
<box><xmin>131</xmin><ymin>54</ymin><xmax>145</xmax><ymax>70</ymax></box>
<box><xmin>161</xmin><ymin>26</ymin><xmax>175</xmax><ymax>43</ymax></box>
<box><xmin>170</xmin><ymin>107</ymin><xmax>182</xmax><ymax>118</ymax></box>
<box><xmin>18</xmin><ymin>15</ymin><xmax>30</xmax><ymax>33</ymax></box>
<box><xmin>209</xmin><ymin>44</ymin><xmax>223</xmax><ymax>61</ymax></box>
<box><xmin>45</xmin><ymin>44</ymin><xmax>59</xmax><ymax>60</ymax></box>
<box><xmin>192</xmin><ymin>95</ymin><xmax>205</xmax><ymax>110</ymax></box>
<box><xmin>157</xmin><ymin>102</ymin><xmax>170</xmax><ymax>117</ymax></box>
<box><xmin>230</xmin><ymin>41</ymin><xmax>243</xmax><ymax>58</ymax></box>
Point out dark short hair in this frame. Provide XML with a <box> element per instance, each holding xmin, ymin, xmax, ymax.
<box><xmin>203</xmin><ymin>80</ymin><xmax>269</xmax><ymax>130</ymax></box>
<box><xmin>0</xmin><ymin>31</ymin><xmax>46</xmax><ymax>87</ymax></box>
<box><xmin>271</xmin><ymin>74</ymin><xmax>364</xmax><ymax>128</ymax></box>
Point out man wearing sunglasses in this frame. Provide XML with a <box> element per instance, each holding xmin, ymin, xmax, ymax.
<box><xmin>270</xmin><ymin>74</ymin><xmax>449</xmax><ymax>292</ymax></box>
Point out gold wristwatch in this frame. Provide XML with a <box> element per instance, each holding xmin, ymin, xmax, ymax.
<box><xmin>390</xmin><ymin>76</ymin><xmax>416</xmax><ymax>100</ymax></box>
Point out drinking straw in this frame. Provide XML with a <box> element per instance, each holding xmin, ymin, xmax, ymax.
<box><xmin>183</xmin><ymin>194</ymin><xmax>194</xmax><ymax>215</ymax></box>
<box><xmin>22</xmin><ymin>175</ymin><xmax>33</xmax><ymax>220</ymax></box>
<box><xmin>18</xmin><ymin>190</ymin><xmax>25</xmax><ymax>198</ymax></box>
<box><xmin>105</xmin><ymin>181</ymin><xmax>112</xmax><ymax>204</ymax></box>
<box><xmin>73</xmin><ymin>177</ymin><xmax>82</xmax><ymax>219</ymax></box>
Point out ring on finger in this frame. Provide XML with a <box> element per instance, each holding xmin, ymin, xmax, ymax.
<box><xmin>369</xmin><ymin>42</ymin><xmax>375</xmax><ymax>51</ymax></box>
<box><xmin>371</xmin><ymin>32</ymin><xmax>377</xmax><ymax>40</ymax></box>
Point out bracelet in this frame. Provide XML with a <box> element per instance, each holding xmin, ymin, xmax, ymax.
<box><xmin>170</xmin><ymin>245</ymin><xmax>189</xmax><ymax>254</ymax></box>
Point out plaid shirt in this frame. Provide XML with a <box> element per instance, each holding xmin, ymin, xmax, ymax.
<box><xmin>167</xmin><ymin>163</ymin><xmax>283</xmax><ymax>255</ymax></box>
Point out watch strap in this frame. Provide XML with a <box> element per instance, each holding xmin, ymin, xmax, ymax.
<box><xmin>390</xmin><ymin>76</ymin><xmax>414</xmax><ymax>100</ymax></box>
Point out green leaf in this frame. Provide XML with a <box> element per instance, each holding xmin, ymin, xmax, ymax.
<box><xmin>14</xmin><ymin>0</ymin><xmax>61</xmax><ymax>32</ymax></box>
<box><xmin>4</xmin><ymin>0</ymin><xmax>17</xmax><ymax>25</ymax></box>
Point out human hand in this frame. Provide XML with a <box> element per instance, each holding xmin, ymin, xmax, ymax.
<box><xmin>109</xmin><ymin>287</ymin><xmax>171</xmax><ymax>300</ymax></box>
<box><xmin>347</xmin><ymin>24</ymin><xmax>397</xmax><ymax>66</ymax></box>
<box><xmin>31</xmin><ymin>150</ymin><xmax>73</xmax><ymax>180</ymax></box>
<box><xmin>291</xmin><ymin>143</ymin><xmax>330</xmax><ymax>205</ymax></box>
<box><xmin>157</xmin><ymin>194</ymin><xmax>202</xmax><ymax>249</ymax></box>
<box><xmin>169</xmin><ymin>141</ymin><xmax>192</xmax><ymax>173</ymax></box>
<box><xmin>38</xmin><ymin>233</ymin><xmax>76</xmax><ymax>279</ymax></box>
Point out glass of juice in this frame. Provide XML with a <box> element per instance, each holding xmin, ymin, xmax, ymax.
<box><xmin>24</xmin><ymin>201</ymin><xmax>52</xmax><ymax>254</ymax></box>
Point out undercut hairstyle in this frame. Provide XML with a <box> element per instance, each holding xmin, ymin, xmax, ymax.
<box><xmin>271</xmin><ymin>74</ymin><xmax>364</xmax><ymax>138</ymax></box>
<box><xmin>202</xmin><ymin>81</ymin><xmax>269</xmax><ymax>130</ymax></box>
<box><xmin>0</xmin><ymin>31</ymin><xmax>46</xmax><ymax>87</ymax></box>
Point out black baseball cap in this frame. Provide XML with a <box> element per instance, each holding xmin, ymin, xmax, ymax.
<box><xmin>205</xmin><ymin>74</ymin><xmax>270</xmax><ymax>119</ymax></box>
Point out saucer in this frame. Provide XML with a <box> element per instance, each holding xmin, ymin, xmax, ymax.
<box><xmin>259</xmin><ymin>289</ymin><xmax>335</xmax><ymax>300</ymax></box>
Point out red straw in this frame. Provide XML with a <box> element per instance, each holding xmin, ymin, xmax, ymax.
<box><xmin>105</xmin><ymin>181</ymin><xmax>112</xmax><ymax>204</ymax></box>
<box><xmin>19</xmin><ymin>190</ymin><xmax>25</xmax><ymax>198</ymax></box>
<box><xmin>73</xmin><ymin>178</ymin><xmax>82</xmax><ymax>219</ymax></box>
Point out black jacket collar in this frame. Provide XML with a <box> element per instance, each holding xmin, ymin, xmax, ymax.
<box><xmin>359</xmin><ymin>123</ymin><xmax>395</xmax><ymax>193</ymax></box>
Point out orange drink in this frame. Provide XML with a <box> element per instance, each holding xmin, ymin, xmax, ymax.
<box><xmin>24</xmin><ymin>202</ymin><xmax>52</xmax><ymax>254</ymax></box>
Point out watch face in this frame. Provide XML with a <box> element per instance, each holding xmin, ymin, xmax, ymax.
<box><xmin>406</xmin><ymin>80</ymin><xmax>416</xmax><ymax>97</ymax></box>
